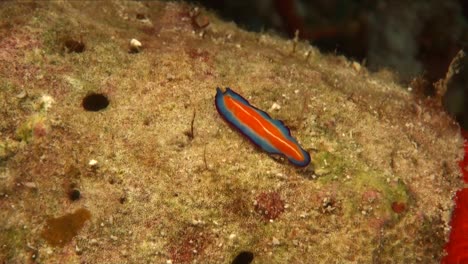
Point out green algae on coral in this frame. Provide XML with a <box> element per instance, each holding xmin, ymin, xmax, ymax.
<box><xmin>41</xmin><ymin>208</ymin><xmax>91</xmax><ymax>247</ymax></box>
<box><xmin>0</xmin><ymin>227</ymin><xmax>28</xmax><ymax>261</ymax></box>
<box><xmin>15</xmin><ymin>114</ymin><xmax>46</xmax><ymax>143</ymax></box>
<box><xmin>0</xmin><ymin>139</ymin><xmax>19</xmax><ymax>163</ymax></box>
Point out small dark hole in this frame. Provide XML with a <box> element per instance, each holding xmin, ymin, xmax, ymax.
<box><xmin>82</xmin><ymin>93</ymin><xmax>109</xmax><ymax>111</ymax></box>
<box><xmin>119</xmin><ymin>196</ymin><xmax>126</xmax><ymax>204</ymax></box>
<box><xmin>231</xmin><ymin>251</ymin><xmax>254</xmax><ymax>264</ymax></box>
<box><xmin>136</xmin><ymin>13</ymin><xmax>146</xmax><ymax>20</ymax></box>
<box><xmin>69</xmin><ymin>189</ymin><xmax>81</xmax><ymax>201</ymax></box>
<box><xmin>129</xmin><ymin>46</ymin><xmax>140</xmax><ymax>54</ymax></box>
<box><xmin>64</xmin><ymin>39</ymin><xmax>85</xmax><ymax>53</ymax></box>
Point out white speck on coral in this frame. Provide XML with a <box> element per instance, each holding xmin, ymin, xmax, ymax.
<box><xmin>23</xmin><ymin>182</ymin><xmax>37</xmax><ymax>188</ymax></box>
<box><xmin>352</xmin><ymin>61</ymin><xmax>361</xmax><ymax>72</ymax></box>
<box><xmin>16</xmin><ymin>91</ymin><xmax>27</xmax><ymax>99</ymax></box>
<box><xmin>130</xmin><ymin>38</ymin><xmax>142</xmax><ymax>48</ymax></box>
<box><xmin>40</xmin><ymin>95</ymin><xmax>55</xmax><ymax>111</ymax></box>
<box><xmin>89</xmin><ymin>159</ymin><xmax>98</xmax><ymax>167</ymax></box>
<box><xmin>269</xmin><ymin>102</ymin><xmax>281</xmax><ymax>111</ymax></box>
<box><xmin>272</xmin><ymin>237</ymin><xmax>280</xmax><ymax>246</ymax></box>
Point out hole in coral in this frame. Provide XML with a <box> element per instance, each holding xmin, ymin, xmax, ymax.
<box><xmin>231</xmin><ymin>251</ymin><xmax>254</xmax><ymax>264</ymax></box>
<box><xmin>64</xmin><ymin>39</ymin><xmax>85</xmax><ymax>53</ymax></box>
<box><xmin>69</xmin><ymin>189</ymin><xmax>81</xmax><ymax>201</ymax></box>
<box><xmin>143</xmin><ymin>117</ymin><xmax>151</xmax><ymax>126</ymax></box>
<box><xmin>82</xmin><ymin>93</ymin><xmax>109</xmax><ymax>111</ymax></box>
<box><xmin>136</xmin><ymin>13</ymin><xmax>146</xmax><ymax>20</ymax></box>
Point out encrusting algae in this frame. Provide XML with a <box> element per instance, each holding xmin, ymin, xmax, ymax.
<box><xmin>41</xmin><ymin>208</ymin><xmax>91</xmax><ymax>247</ymax></box>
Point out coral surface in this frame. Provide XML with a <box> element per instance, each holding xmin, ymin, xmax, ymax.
<box><xmin>0</xmin><ymin>1</ymin><xmax>464</xmax><ymax>263</ymax></box>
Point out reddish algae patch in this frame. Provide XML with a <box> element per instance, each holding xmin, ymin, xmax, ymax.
<box><xmin>41</xmin><ymin>208</ymin><xmax>91</xmax><ymax>247</ymax></box>
<box><xmin>254</xmin><ymin>191</ymin><xmax>285</xmax><ymax>221</ymax></box>
<box><xmin>391</xmin><ymin>202</ymin><xmax>406</xmax><ymax>214</ymax></box>
<box><xmin>168</xmin><ymin>227</ymin><xmax>210</xmax><ymax>264</ymax></box>
<box><xmin>443</xmin><ymin>129</ymin><xmax>468</xmax><ymax>263</ymax></box>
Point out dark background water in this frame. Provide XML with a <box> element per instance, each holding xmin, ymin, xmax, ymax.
<box><xmin>189</xmin><ymin>0</ymin><xmax>468</xmax><ymax>129</ymax></box>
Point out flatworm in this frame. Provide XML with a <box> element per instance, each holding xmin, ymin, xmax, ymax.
<box><xmin>215</xmin><ymin>87</ymin><xmax>310</xmax><ymax>167</ymax></box>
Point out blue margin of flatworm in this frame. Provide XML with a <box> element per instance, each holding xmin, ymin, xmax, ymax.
<box><xmin>215</xmin><ymin>87</ymin><xmax>311</xmax><ymax>167</ymax></box>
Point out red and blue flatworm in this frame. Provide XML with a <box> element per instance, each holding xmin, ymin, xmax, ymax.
<box><xmin>215</xmin><ymin>87</ymin><xmax>311</xmax><ymax>167</ymax></box>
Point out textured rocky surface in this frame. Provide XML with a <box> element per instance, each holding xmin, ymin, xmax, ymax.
<box><xmin>0</xmin><ymin>1</ymin><xmax>464</xmax><ymax>263</ymax></box>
